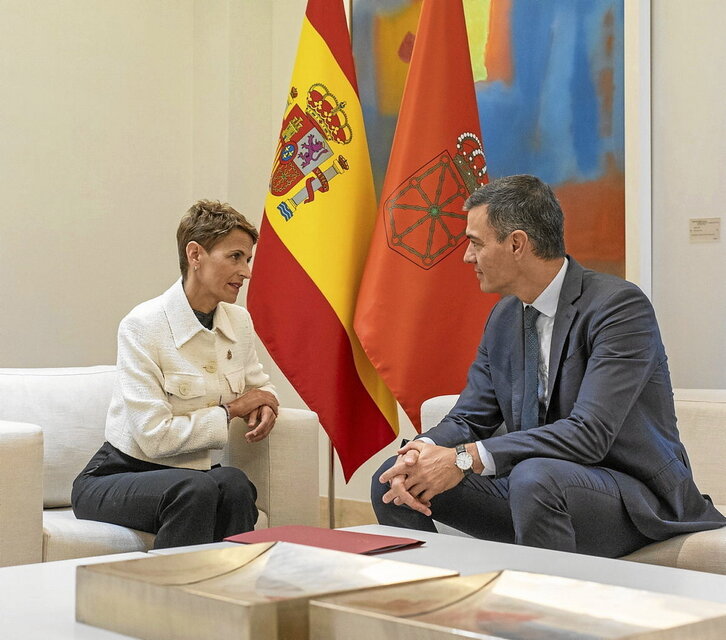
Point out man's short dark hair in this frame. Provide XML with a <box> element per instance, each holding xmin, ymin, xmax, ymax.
<box><xmin>464</xmin><ymin>175</ymin><xmax>566</xmax><ymax>259</ymax></box>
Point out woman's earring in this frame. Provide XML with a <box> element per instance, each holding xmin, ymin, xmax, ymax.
<box><xmin>194</xmin><ymin>265</ymin><xmax>199</xmax><ymax>271</ymax></box>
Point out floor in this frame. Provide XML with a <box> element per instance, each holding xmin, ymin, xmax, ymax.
<box><xmin>319</xmin><ymin>498</ymin><xmax>377</xmax><ymax>528</ymax></box>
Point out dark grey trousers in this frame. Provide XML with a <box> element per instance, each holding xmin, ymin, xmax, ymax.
<box><xmin>371</xmin><ymin>455</ymin><xmax>653</xmax><ymax>558</ymax></box>
<box><xmin>72</xmin><ymin>442</ymin><xmax>257</xmax><ymax>549</ymax></box>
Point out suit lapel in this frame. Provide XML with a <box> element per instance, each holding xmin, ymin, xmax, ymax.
<box><xmin>546</xmin><ymin>257</ymin><xmax>584</xmax><ymax>402</ymax></box>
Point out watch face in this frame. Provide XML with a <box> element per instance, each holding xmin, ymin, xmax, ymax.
<box><xmin>455</xmin><ymin>451</ymin><xmax>473</xmax><ymax>471</ymax></box>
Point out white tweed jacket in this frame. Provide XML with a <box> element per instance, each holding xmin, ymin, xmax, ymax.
<box><xmin>105</xmin><ymin>278</ymin><xmax>277</xmax><ymax>470</ymax></box>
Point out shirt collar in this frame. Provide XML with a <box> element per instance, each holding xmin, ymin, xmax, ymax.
<box><xmin>524</xmin><ymin>257</ymin><xmax>569</xmax><ymax>318</ymax></box>
<box><xmin>163</xmin><ymin>278</ymin><xmax>238</xmax><ymax>348</ymax></box>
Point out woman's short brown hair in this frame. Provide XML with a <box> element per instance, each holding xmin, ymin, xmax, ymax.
<box><xmin>176</xmin><ymin>200</ymin><xmax>259</xmax><ymax>276</ymax></box>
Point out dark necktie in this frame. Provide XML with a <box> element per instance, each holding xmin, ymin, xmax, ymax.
<box><xmin>522</xmin><ymin>305</ymin><xmax>541</xmax><ymax>429</ymax></box>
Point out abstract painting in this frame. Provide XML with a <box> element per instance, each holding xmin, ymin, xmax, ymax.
<box><xmin>352</xmin><ymin>0</ymin><xmax>625</xmax><ymax>276</ymax></box>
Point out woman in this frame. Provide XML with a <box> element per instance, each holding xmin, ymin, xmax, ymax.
<box><xmin>72</xmin><ymin>200</ymin><xmax>279</xmax><ymax>548</ymax></box>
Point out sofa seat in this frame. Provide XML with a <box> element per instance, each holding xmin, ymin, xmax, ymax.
<box><xmin>41</xmin><ymin>508</ymin><xmax>272</xmax><ymax>562</ymax></box>
<box><xmin>621</xmin><ymin>521</ymin><xmax>726</xmax><ymax>575</ymax></box>
<box><xmin>43</xmin><ymin>508</ymin><xmax>155</xmax><ymax>563</ymax></box>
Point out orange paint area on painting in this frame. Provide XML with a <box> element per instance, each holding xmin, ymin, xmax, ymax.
<box><xmin>556</xmin><ymin>157</ymin><xmax>625</xmax><ymax>278</ymax></box>
<box><xmin>484</xmin><ymin>0</ymin><xmax>512</xmax><ymax>84</ymax></box>
<box><xmin>373</xmin><ymin>0</ymin><xmax>422</xmax><ymax>115</ymax></box>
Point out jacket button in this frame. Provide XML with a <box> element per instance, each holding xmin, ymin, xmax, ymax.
<box><xmin>179</xmin><ymin>383</ymin><xmax>190</xmax><ymax>396</ymax></box>
<box><xmin>204</xmin><ymin>362</ymin><xmax>218</xmax><ymax>373</ymax></box>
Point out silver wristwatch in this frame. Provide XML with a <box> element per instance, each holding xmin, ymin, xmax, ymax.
<box><xmin>455</xmin><ymin>444</ymin><xmax>474</xmax><ymax>476</ymax></box>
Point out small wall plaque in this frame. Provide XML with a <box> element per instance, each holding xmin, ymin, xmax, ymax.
<box><xmin>689</xmin><ymin>217</ymin><xmax>720</xmax><ymax>242</ymax></box>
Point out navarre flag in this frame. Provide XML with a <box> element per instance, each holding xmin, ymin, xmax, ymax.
<box><xmin>247</xmin><ymin>0</ymin><xmax>398</xmax><ymax>480</ymax></box>
<box><xmin>354</xmin><ymin>0</ymin><xmax>499</xmax><ymax>430</ymax></box>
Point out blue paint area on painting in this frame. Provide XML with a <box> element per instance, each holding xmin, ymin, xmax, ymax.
<box><xmin>570</xmin><ymin>9</ymin><xmax>600</xmax><ymax>178</ymax></box>
<box><xmin>536</xmin><ymin>6</ymin><xmax>579</xmax><ymax>181</ymax></box>
<box><xmin>476</xmin><ymin>0</ymin><xmax>624</xmax><ymax>184</ymax></box>
<box><xmin>352</xmin><ymin>0</ymin><xmax>401</xmax><ymax>197</ymax></box>
<box><xmin>352</xmin><ymin>0</ymin><xmax>624</xmax><ymax>193</ymax></box>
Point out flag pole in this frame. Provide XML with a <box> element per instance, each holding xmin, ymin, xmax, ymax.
<box><xmin>348</xmin><ymin>0</ymin><xmax>354</xmax><ymax>40</ymax></box>
<box><xmin>323</xmin><ymin>0</ymin><xmax>351</xmax><ymax>533</ymax></box>
<box><xmin>328</xmin><ymin>440</ymin><xmax>336</xmax><ymax>528</ymax></box>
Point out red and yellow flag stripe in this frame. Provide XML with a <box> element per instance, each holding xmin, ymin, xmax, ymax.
<box><xmin>248</xmin><ymin>0</ymin><xmax>398</xmax><ymax>480</ymax></box>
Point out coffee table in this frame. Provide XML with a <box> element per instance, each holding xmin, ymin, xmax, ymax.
<box><xmin>0</xmin><ymin>551</ymin><xmax>147</xmax><ymax>639</ymax></box>
<box><xmin>345</xmin><ymin>524</ymin><xmax>726</xmax><ymax>604</ymax></box>
<box><xmin>2</xmin><ymin>528</ymin><xmax>726</xmax><ymax>638</ymax></box>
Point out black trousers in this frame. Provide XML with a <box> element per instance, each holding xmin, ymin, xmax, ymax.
<box><xmin>372</xmin><ymin>456</ymin><xmax>654</xmax><ymax>558</ymax></box>
<box><xmin>71</xmin><ymin>442</ymin><xmax>258</xmax><ymax>549</ymax></box>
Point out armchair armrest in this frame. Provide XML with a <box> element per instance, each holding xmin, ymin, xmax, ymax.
<box><xmin>223</xmin><ymin>407</ymin><xmax>320</xmax><ymax>528</ymax></box>
<box><xmin>420</xmin><ymin>395</ymin><xmax>460</xmax><ymax>432</ymax></box>
<box><xmin>0</xmin><ymin>421</ymin><xmax>43</xmax><ymax>566</ymax></box>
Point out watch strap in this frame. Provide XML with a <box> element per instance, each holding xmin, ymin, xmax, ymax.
<box><xmin>455</xmin><ymin>444</ymin><xmax>474</xmax><ymax>475</ymax></box>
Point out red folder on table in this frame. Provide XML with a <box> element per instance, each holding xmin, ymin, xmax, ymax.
<box><xmin>224</xmin><ymin>525</ymin><xmax>424</xmax><ymax>555</ymax></box>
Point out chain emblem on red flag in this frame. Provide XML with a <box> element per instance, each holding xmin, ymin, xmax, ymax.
<box><xmin>384</xmin><ymin>132</ymin><xmax>487</xmax><ymax>269</ymax></box>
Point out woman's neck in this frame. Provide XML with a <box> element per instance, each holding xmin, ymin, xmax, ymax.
<box><xmin>183</xmin><ymin>277</ymin><xmax>216</xmax><ymax>313</ymax></box>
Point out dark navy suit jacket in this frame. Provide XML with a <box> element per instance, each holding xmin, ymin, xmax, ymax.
<box><xmin>425</xmin><ymin>258</ymin><xmax>725</xmax><ymax>540</ymax></box>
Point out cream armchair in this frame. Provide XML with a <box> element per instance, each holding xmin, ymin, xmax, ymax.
<box><xmin>421</xmin><ymin>390</ymin><xmax>726</xmax><ymax>575</ymax></box>
<box><xmin>0</xmin><ymin>366</ymin><xmax>320</xmax><ymax>567</ymax></box>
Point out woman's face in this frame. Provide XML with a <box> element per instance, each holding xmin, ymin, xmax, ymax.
<box><xmin>188</xmin><ymin>229</ymin><xmax>254</xmax><ymax>310</ymax></box>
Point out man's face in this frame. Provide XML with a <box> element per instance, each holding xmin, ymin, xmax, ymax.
<box><xmin>463</xmin><ymin>204</ymin><xmax>517</xmax><ymax>296</ymax></box>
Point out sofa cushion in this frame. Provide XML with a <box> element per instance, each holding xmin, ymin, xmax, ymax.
<box><xmin>43</xmin><ymin>508</ymin><xmax>155</xmax><ymax>562</ymax></box>
<box><xmin>0</xmin><ymin>366</ymin><xmax>116</xmax><ymax>508</ymax></box>
<box><xmin>621</xmin><ymin>508</ymin><xmax>726</xmax><ymax>574</ymax></box>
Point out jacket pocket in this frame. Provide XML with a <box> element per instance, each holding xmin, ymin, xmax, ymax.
<box><xmin>224</xmin><ymin>367</ymin><xmax>246</xmax><ymax>394</ymax></box>
<box><xmin>647</xmin><ymin>457</ymin><xmax>691</xmax><ymax>495</ymax></box>
<box><xmin>163</xmin><ymin>372</ymin><xmax>206</xmax><ymax>399</ymax></box>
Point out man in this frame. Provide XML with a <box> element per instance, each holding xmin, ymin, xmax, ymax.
<box><xmin>371</xmin><ymin>175</ymin><xmax>725</xmax><ymax>557</ymax></box>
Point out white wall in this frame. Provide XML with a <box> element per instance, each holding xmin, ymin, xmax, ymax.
<box><xmin>0</xmin><ymin>0</ymin><xmax>285</xmax><ymax>367</ymax></box>
<box><xmin>651</xmin><ymin>0</ymin><xmax>726</xmax><ymax>389</ymax></box>
<box><xmin>0</xmin><ymin>1</ymin><xmax>194</xmax><ymax>367</ymax></box>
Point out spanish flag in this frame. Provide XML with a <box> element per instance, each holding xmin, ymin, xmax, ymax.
<box><xmin>354</xmin><ymin>0</ymin><xmax>499</xmax><ymax>430</ymax></box>
<box><xmin>247</xmin><ymin>0</ymin><xmax>398</xmax><ymax>481</ymax></box>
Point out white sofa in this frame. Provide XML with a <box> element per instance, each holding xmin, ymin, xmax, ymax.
<box><xmin>0</xmin><ymin>366</ymin><xmax>320</xmax><ymax>567</ymax></box>
<box><xmin>421</xmin><ymin>389</ymin><xmax>726</xmax><ymax>574</ymax></box>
